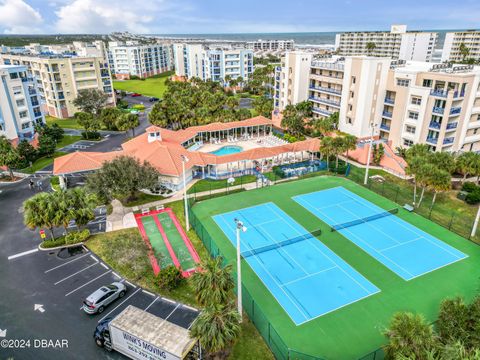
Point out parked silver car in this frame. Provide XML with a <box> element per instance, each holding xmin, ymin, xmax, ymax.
<box><xmin>83</xmin><ymin>282</ymin><xmax>126</xmax><ymax>314</ymax></box>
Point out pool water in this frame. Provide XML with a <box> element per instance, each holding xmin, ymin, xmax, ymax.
<box><xmin>210</xmin><ymin>145</ymin><xmax>243</xmax><ymax>156</ymax></box>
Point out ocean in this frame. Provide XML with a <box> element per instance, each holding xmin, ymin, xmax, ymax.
<box><xmin>154</xmin><ymin>30</ymin><xmax>463</xmax><ymax>48</ymax></box>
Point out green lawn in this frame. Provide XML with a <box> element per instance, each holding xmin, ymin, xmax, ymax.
<box><xmin>55</xmin><ymin>135</ymin><xmax>82</xmax><ymax>149</ymax></box>
<box><xmin>45</xmin><ymin>115</ymin><xmax>83</xmax><ymax>130</ymax></box>
<box><xmin>23</xmin><ymin>151</ymin><xmax>67</xmax><ymax>174</ymax></box>
<box><xmin>191</xmin><ymin>176</ymin><xmax>480</xmax><ymax>359</ymax></box>
<box><xmin>87</xmin><ymin>200</ymin><xmax>272</xmax><ymax>359</ymax></box>
<box><xmin>113</xmin><ymin>71</ymin><xmax>173</xmax><ymax>98</ymax></box>
<box><xmin>188</xmin><ymin>175</ymin><xmax>258</xmax><ymax>194</ymax></box>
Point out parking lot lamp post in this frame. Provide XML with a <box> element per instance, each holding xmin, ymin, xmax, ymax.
<box><xmin>181</xmin><ymin>155</ymin><xmax>190</xmax><ymax>231</ymax></box>
<box><xmin>234</xmin><ymin>218</ymin><xmax>247</xmax><ymax>322</ymax></box>
<box><xmin>364</xmin><ymin>122</ymin><xmax>377</xmax><ymax>185</ymax></box>
<box><xmin>472</xmin><ymin>205</ymin><xmax>480</xmax><ymax>238</ymax></box>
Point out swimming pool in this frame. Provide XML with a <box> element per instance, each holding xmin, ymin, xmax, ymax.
<box><xmin>210</xmin><ymin>145</ymin><xmax>243</xmax><ymax>156</ymax></box>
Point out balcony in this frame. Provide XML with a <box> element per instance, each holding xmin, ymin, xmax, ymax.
<box><xmin>432</xmin><ymin>106</ymin><xmax>445</xmax><ymax>115</ymax></box>
<box><xmin>382</xmin><ymin>110</ymin><xmax>393</xmax><ymax>118</ymax></box>
<box><xmin>31</xmin><ymin>101</ymin><xmax>39</xmax><ymax>107</ymax></box>
<box><xmin>308</xmin><ymin>96</ymin><xmax>341</xmax><ymax>107</ymax></box>
<box><xmin>380</xmin><ymin>123</ymin><xmax>391</xmax><ymax>131</ymax></box>
<box><xmin>429</xmin><ymin>121</ymin><xmax>441</xmax><ymax>129</ymax></box>
<box><xmin>426</xmin><ymin>137</ymin><xmax>438</xmax><ymax>144</ymax></box>
<box><xmin>446</xmin><ymin>122</ymin><xmax>458</xmax><ymax>130</ymax></box>
<box><xmin>443</xmin><ymin>137</ymin><xmax>454</xmax><ymax>145</ymax></box>
<box><xmin>311</xmin><ymin>61</ymin><xmax>345</xmax><ymax>71</ymax></box>
<box><xmin>309</xmin><ymin>85</ymin><xmax>342</xmax><ymax>95</ymax></box>
<box><xmin>430</xmin><ymin>89</ymin><xmax>448</xmax><ymax>98</ymax></box>
<box><xmin>450</xmin><ymin>107</ymin><xmax>461</xmax><ymax>115</ymax></box>
<box><xmin>384</xmin><ymin>97</ymin><xmax>395</xmax><ymax>104</ymax></box>
<box><xmin>312</xmin><ymin>107</ymin><xmax>333</xmax><ymax>116</ymax></box>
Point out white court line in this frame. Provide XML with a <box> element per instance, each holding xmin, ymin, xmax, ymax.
<box><xmin>65</xmin><ymin>271</ymin><xmax>111</xmax><ymax>297</ymax></box>
<box><xmin>281</xmin><ymin>266</ymin><xmax>337</xmax><ymax>287</ymax></box>
<box><xmin>8</xmin><ymin>248</ymin><xmax>38</xmax><ymax>260</ymax></box>
<box><xmin>45</xmin><ymin>252</ymin><xmax>91</xmax><ymax>273</ymax></box>
<box><xmin>98</xmin><ymin>288</ymin><xmax>141</xmax><ymax>323</ymax></box>
<box><xmin>54</xmin><ymin>262</ymin><xmax>98</xmax><ymax>285</ymax></box>
<box><xmin>144</xmin><ymin>296</ymin><xmax>158</xmax><ymax>311</ymax></box>
<box><xmin>100</xmin><ymin>263</ymin><xmax>109</xmax><ymax>270</ymax></box>
<box><xmin>142</xmin><ymin>289</ymin><xmax>155</xmax><ymax>297</ymax></box>
<box><xmin>379</xmin><ymin>236</ymin><xmax>424</xmax><ymax>252</ymax></box>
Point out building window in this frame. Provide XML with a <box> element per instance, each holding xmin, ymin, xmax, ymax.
<box><xmin>19</xmin><ymin>111</ymin><xmax>28</xmax><ymax>119</ymax></box>
<box><xmin>423</xmin><ymin>79</ymin><xmax>433</xmax><ymax>87</ymax></box>
<box><xmin>408</xmin><ymin>111</ymin><xmax>419</xmax><ymax>120</ymax></box>
<box><xmin>411</xmin><ymin>97</ymin><xmax>421</xmax><ymax>105</ymax></box>
<box><xmin>16</xmin><ymin>99</ymin><xmax>25</xmax><ymax>107</ymax></box>
<box><xmin>347</xmin><ymin>117</ymin><xmax>352</xmax><ymax>124</ymax></box>
<box><xmin>403</xmin><ymin>139</ymin><xmax>414</xmax><ymax>147</ymax></box>
<box><xmin>351</xmin><ymin>76</ymin><xmax>356</xmax><ymax>84</ymax></box>
<box><xmin>350</xmin><ymin>91</ymin><xmax>354</xmax><ymax>98</ymax></box>
<box><xmin>405</xmin><ymin>125</ymin><xmax>416</xmax><ymax>134</ymax></box>
<box><xmin>396</xmin><ymin>79</ymin><xmax>410</xmax><ymax>87</ymax></box>
<box><xmin>21</xmin><ymin>121</ymin><xmax>31</xmax><ymax>129</ymax></box>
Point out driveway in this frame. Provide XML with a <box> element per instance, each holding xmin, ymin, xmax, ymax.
<box><xmin>0</xmin><ymin>179</ymin><xmax>199</xmax><ymax>359</ymax></box>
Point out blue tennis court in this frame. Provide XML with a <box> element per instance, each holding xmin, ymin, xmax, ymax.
<box><xmin>293</xmin><ymin>187</ymin><xmax>468</xmax><ymax>281</ymax></box>
<box><xmin>213</xmin><ymin>202</ymin><xmax>379</xmax><ymax>325</ymax></box>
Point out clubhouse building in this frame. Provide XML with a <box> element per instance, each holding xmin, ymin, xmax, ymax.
<box><xmin>53</xmin><ymin>116</ymin><xmax>321</xmax><ymax>191</ymax></box>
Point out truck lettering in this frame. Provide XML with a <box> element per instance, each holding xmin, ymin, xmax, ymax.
<box><xmin>142</xmin><ymin>341</ymin><xmax>166</xmax><ymax>358</ymax></box>
<box><xmin>123</xmin><ymin>332</ymin><xmax>141</xmax><ymax>346</ymax></box>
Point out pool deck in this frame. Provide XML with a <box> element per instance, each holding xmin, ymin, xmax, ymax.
<box><xmin>196</xmin><ymin>138</ymin><xmax>275</xmax><ymax>153</ymax></box>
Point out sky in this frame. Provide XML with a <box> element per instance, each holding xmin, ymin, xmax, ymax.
<box><xmin>0</xmin><ymin>0</ymin><xmax>479</xmax><ymax>35</ymax></box>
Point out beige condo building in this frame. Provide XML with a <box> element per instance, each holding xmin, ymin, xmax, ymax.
<box><xmin>0</xmin><ymin>54</ymin><xmax>115</xmax><ymax>119</ymax></box>
<box><xmin>442</xmin><ymin>30</ymin><xmax>480</xmax><ymax>63</ymax></box>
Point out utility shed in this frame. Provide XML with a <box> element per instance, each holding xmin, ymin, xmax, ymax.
<box><xmin>110</xmin><ymin>305</ymin><xmax>198</xmax><ymax>360</ymax></box>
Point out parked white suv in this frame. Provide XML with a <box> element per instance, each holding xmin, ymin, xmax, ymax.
<box><xmin>83</xmin><ymin>282</ymin><xmax>126</xmax><ymax>314</ymax></box>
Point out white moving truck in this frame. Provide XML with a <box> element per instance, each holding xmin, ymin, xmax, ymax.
<box><xmin>94</xmin><ymin>305</ymin><xmax>200</xmax><ymax>360</ymax></box>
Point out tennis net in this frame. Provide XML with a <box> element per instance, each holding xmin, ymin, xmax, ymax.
<box><xmin>331</xmin><ymin>208</ymin><xmax>398</xmax><ymax>231</ymax></box>
<box><xmin>241</xmin><ymin>229</ymin><xmax>322</xmax><ymax>258</ymax></box>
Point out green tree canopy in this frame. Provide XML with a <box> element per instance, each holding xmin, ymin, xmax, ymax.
<box><xmin>74</xmin><ymin>111</ymin><xmax>101</xmax><ymax>138</ymax></box>
<box><xmin>0</xmin><ymin>136</ymin><xmax>21</xmax><ymax>179</ymax></box>
<box><xmin>72</xmin><ymin>89</ymin><xmax>108</xmax><ymax>115</ymax></box>
<box><xmin>86</xmin><ymin>156</ymin><xmax>159</xmax><ymax>202</ymax></box>
<box><xmin>116</xmin><ymin>113</ymin><xmax>140</xmax><ymax>137</ymax></box>
<box><xmin>99</xmin><ymin>107</ymin><xmax>122</xmax><ymax>130</ymax></box>
<box><xmin>252</xmin><ymin>96</ymin><xmax>273</xmax><ymax>117</ymax></box>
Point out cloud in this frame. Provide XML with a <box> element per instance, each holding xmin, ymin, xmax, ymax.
<box><xmin>55</xmin><ymin>0</ymin><xmax>168</xmax><ymax>33</ymax></box>
<box><xmin>0</xmin><ymin>0</ymin><xmax>43</xmax><ymax>34</ymax></box>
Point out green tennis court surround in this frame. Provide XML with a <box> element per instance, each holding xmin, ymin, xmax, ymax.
<box><xmin>191</xmin><ymin>176</ymin><xmax>480</xmax><ymax>359</ymax></box>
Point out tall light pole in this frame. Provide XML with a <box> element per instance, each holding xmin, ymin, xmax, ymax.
<box><xmin>181</xmin><ymin>155</ymin><xmax>190</xmax><ymax>231</ymax></box>
<box><xmin>472</xmin><ymin>205</ymin><xmax>480</xmax><ymax>239</ymax></box>
<box><xmin>364</xmin><ymin>122</ymin><xmax>377</xmax><ymax>185</ymax></box>
<box><xmin>234</xmin><ymin>218</ymin><xmax>247</xmax><ymax>322</ymax></box>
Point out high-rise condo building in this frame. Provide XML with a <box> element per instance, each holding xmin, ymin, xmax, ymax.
<box><xmin>0</xmin><ymin>65</ymin><xmax>44</xmax><ymax>142</ymax></box>
<box><xmin>107</xmin><ymin>42</ymin><xmax>173</xmax><ymax>79</ymax></box>
<box><xmin>335</xmin><ymin>25</ymin><xmax>437</xmax><ymax>62</ymax></box>
<box><xmin>0</xmin><ymin>54</ymin><xmax>115</xmax><ymax>119</ymax></box>
<box><xmin>441</xmin><ymin>30</ymin><xmax>480</xmax><ymax>63</ymax></box>
<box><xmin>246</xmin><ymin>39</ymin><xmax>294</xmax><ymax>51</ymax></box>
<box><xmin>173</xmin><ymin>44</ymin><xmax>254</xmax><ymax>82</ymax></box>
<box><xmin>274</xmin><ymin>52</ymin><xmax>480</xmax><ymax>152</ymax></box>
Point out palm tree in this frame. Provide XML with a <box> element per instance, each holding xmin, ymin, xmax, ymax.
<box><xmin>332</xmin><ymin>136</ymin><xmax>345</xmax><ymax>169</ymax></box>
<box><xmin>343</xmin><ymin>134</ymin><xmax>357</xmax><ymax>165</ymax></box>
<box><xmin>0</xmin><ymin>136</ymin><xmax>21</xmax><ymax>180</ymax></box>
<box><xmin>416</xmin><ymin>163</ymin><xmax>436</xmax><ymax>208</ymax></box>
<box><xmin>457</xmin><ymin>152</ymin><xmax>477</xmax><ymax>183</ymax></box>
<box><xmin>52</xmin><ymin>191</ymin><xmax>75</xmax><ymax>234</ymax></box>
<box><xmin>383</xmin><ymin>312</ymin><xmax>437</xmax><ymax>359</ymax></box>
<box><xmin>23</xmin><ymin>192</ymin><xmax>58</xmax><ymax>240</ymax></box>
<box><xmin>67</xmin><ymin>188</ymin><xmax>97</xmax><ymax>229</ymax></box>
<box><xmin>428</xmin><ymin>168</ymin><xmax>451</xmax><ymax>208</ymax></box>
<box><xmin>366</xmin><ymin>42</ymin><xmax>376</xmax><ymax>55</ymax></box>
<box><xmin>459</xmin><ymin>43</ymin><xmax>471</xmax><ymax>62</ymax></box>
<box><xmin>320</xmin><ymin>136</ymin><xmax>334</xmax><ymax>169</ymax></box>
<box><xmin>190</xmin><ymin>256</ymin><xmax>234</xmax><ymax>306</ymax></box>
<box><xmin>405</xmin><ymin>144</ymin><xmax>430</xmax><ymax>205</ymax></box>
<box><xmin>189</xmin><ymin>302</ymin><xmax>241</xmax><ymax>357</ymax></box>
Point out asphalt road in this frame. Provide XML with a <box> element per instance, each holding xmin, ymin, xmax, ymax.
<box><xmin>0</xmin><ymin>179</ymin><xmax>199</xmax><ymax>359</ymax></box>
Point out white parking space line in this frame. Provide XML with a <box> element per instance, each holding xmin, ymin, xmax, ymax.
<box><xmin>89</xmin><ymin>255</ymin><xmax>97</xmax><ymax>262</ymax></box>
<box><xmin>8</xmin><ymin>248</ymin><xmax>38</xmax><ymax>260</ymax></box>
<box><xmin>65</xmin><ymin>270</ymin><xmax>111</xmax><ymax>297</ymax></box>
<box><xmin>182</xmin><ymin>305</ymin><xmax>198</xmax><ymax>311</ymax></box>
<box><xmin>100</xmin><ymin>263</ymin><xmax>109</xmax><ymax>270</ymax></box>
<box><xmin>98</xmin><ymin>288</ymin><xmax>141</xmax><ymax>323</ymax></box>
<box><xmin>142</xmin><ymin>290</ymin><xmax>155</xmax><ymax>297</ymax></box>
<box><xmin>164</xmin><ymin>304</ymin><xmax>180</xmax><ymax>321</ymax></box>
<box><xmin>44</xmin><ymin>252</ymin><xmax>91</xmax><ymax>273</ymax></box>
<box><xmin>124</xmin><ymin>280</ymin><xmax>136</xmax><ymax>288</ymax></box>
<box><xmin>54</xmin><ymin>262</ymin><xmax>98</xmax><ymax>285</ymax></box>
<box><xmin>162</xmin><ymin>297</ymin><xmax>175</xmax><ymax>304</ymax></box>
<box><xmin>112</xmin><ymin>271</ymin><xmax>121</xmax><ymax>279</ymax></box>
<box><xmin>144</xmin><ymin>296</ymin><xmax>159</xmax><ymax>311</ymax></box>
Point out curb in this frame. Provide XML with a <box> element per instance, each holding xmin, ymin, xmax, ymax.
<box><xmin>38</xmin><ymin>241</ymin><xmax>85</xmax><ymax>251</ymax></box>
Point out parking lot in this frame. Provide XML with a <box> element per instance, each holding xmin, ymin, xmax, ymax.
<box><xmin>0</xmin><ymin>180</ymin><xmax>199</xmax><ymax>360</ymax></box>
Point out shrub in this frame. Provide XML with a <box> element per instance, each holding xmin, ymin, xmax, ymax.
<box><xmin>132</xmin><ymin>104</ymin><xmax>145</xmax><ymax>111</ymax></box>
<box><xmin>157</xmin><ymin>265</ymin><xmax>183</xmax><ymax>290</ymax></box>
<box><xmin>81</xmin><ymin>131</ymin><xmax>101</xmax><ymax>140</ymax></box>
<box><xmin>65</xmin><ymin>229</ymin><xmax>91</xmax><ymax>244</ymax></box>
<box><xmin>465</xmin><ymin>190</ymin><xmax>480</xmax><ymax>205</ymax></box>
<box><xmin>42</xmin><ymin>236</ymin><xmax>66</xmax><ymax>248</ymax></box>
<box><xmin>462</xmin><ymin>182</ymin><xmax>479</xmax><ymax>193</ymax></box>
<box><xmin>116</xmin><ymin>99</ymin><xmax>129</xmax><ymax>109</ymax></box>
